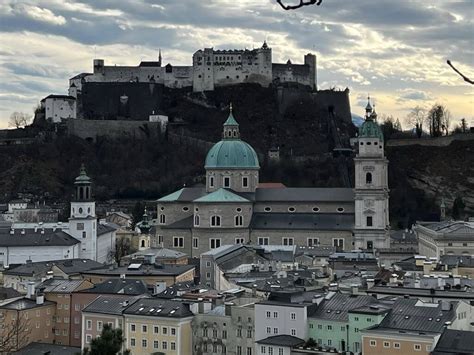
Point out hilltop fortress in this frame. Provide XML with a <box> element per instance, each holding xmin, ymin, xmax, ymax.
<box><xmin>69</xmin><ymin>42</ymin><xmax>317</xmax><ymax>95</ymax></box>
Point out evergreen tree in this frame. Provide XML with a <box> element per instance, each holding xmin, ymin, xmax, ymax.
<box><xmin>131</xmin><ymin>201</ymin><xmax>144</xmax><ymax>229</ymax></box>
<box><xmin>82</xmin><ymin>324</ymin><xmax>129</xmax><ymax>355</ymax></box>
<box><xmin>452</xmin><ymin>197</ymin><xmax>465</xmax><ymax>220</ymax></box>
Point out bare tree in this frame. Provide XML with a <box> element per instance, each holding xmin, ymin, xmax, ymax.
<box><xmin>277</xmin><ymin>0</ymin><xmax>323</xmax><ymax>10</ymax></box>
<box><xmin>9</xmin><ymin>112</ymin><xmax>31</xmax><ymax>129</ymax></box>
<box><xmin>109</xmin><ymin>237</ymin><xmax>134</xmax><ymax>266</ymax></box>
<box><xmin>447</xmin><ymin>60</ymin><xmax>474</xmax><ymax>85</ymax></box>
<box><xmin>407</xmin><ymin>106</ymin><xmax>426</xmax><ymax>138</ymax></box>
<box><xmin>426</xmin><ymin>104</ymin><xmax>451</xmax><ymax>137</ymax></box>
<box><xmin>0</xmin><ymin>312</ymin><xmax>30</xmax><ymax>353</ymax></box>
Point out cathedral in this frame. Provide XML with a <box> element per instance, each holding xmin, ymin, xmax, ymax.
<box><xmin>153</xmin><ymin>101</ymin><xmax>389</xmax><ymax>256</ymax></box>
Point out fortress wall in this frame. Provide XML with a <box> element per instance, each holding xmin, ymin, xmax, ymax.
<box><xmin>67</xmin><ymin>119</ymin><xmax>163</xmax><ymax>142</ymax></box>
<box><xmin>315</xmin><ymin>89</ymin><xmax>352</xmax><ymax>123</ymax></box>
<box><xmin>387</xmin><ymin>133</ymin><xmax>474</xmax><ymax>147</ymax></box>
<box><xmin>273</xmin><ymin>64</ymin><xmax>312</xmax><ymax>87</ymax></box>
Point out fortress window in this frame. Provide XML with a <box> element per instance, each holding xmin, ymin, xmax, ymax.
<box><xmin>264</xmin><ymin>207</ymin><xmax>272</xmax><ymax>212</ymax></box>
<box><xmin>235</xmin><ymin>215</ymin><xmax>244</xmax><ymax>227</ymax></box>
<box><xmin>367</xmin><ymin>216</ymin><xmax>373</xmax><ymax>227</ymax></box>
<box><xmin>312</xmin><ymin>207</ymin><xmax>320</xmax><ymax>212</ymax></box>
<box><xmin>210</xmin><ymin>215</ymin><xmax>221</xmax><ymax>227</ymax></box>
<box><xmin>194</xmin><ymin>215</ymin><xmax>200</xmax><ymax>226</ymax></box>
<box><xmin>223</xmin><ymin>177</ymin><xmax>231</xmax><ymax>188</ymax></box>
<box><xmin>242</xmin><ymin>177</ymin><xmax>249</xmax><ymax>188</ymax></box>
<box><xmin>337</xmin><ymin>207</ymin><xmax>344</xmax><ymax>213</ymax></box>
<box><xmin>366</xmin><ymin>172</ymin><xmax>372</xmax><ymax>184</ymax></box>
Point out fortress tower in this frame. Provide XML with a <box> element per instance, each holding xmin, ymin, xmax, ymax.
<box><xmin>353</xmin><ymin>98</ymin><xmax>390</xmax><ymax>250</ymax></box>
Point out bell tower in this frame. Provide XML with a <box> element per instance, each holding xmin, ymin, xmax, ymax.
<box><xmin>353</xmin><ymin>97</ymin><xmax>390</xmax><ymax>250</ymax></box>
<box><xmin>69</xmin><ymin>164</ymin><xmax>98</xmax><ymax>260</ymax></box>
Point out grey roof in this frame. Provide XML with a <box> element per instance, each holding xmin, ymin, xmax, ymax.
<box><xmin>97</xmin><ymin>223</ymin><xmax>117</xmax><ymax>236</ymax></box>
<box><xmin>129</xmin><ymin>247</ymin><xmax>187</xmax><ymax>260</ymax></box>
<box><xmin>158</xmin><ymin>187</ymin><xmax>207</xmax><ymax>202</ymax></box>
<box><xmin>41</xmin><ymin>94</ymin><xmax>75</xmax><ymax>101</ymax></box>
<box><xmin>440</xmin><ymin>255</ymin><xmax>474</xmax><ymax>268</ymax></box>
<box><xmin>4</xmin><ymin>259</ymin><xmax>103</xmax><ymax>276</ymax></box>
<box><xmin>155</xmin><ymin>281</ymin><xmax>200</xmax><ymax>299</ymax></box>
<box><xmin>256</xmin><ymin>335</ymin><xmax>305</xmax><ymax>347</ymax></box>
<box><xmin>0</xmin><ymin>298</ymin><xmax>55</xmax><ymax>310</ymax></box>
<box><xmin>215</xmin><ymin>246</ymin><xmax>267</xmax><ymax>271</ymax></box>
<box><xmin>79</xmin><ymin>278</ymin><xmax>150</xmax><ymax>295</ymax></box>
<box><xmin>296</xmin><ymin>246</ymin><xmax>336</xmax><ymax>257</ymax></box>
<box><xmin>368</xmin><ymin>286</ymin><xmax>474</xmax><ymax>300</ymax></box>
<box><xmin>376</xmin><ymin>298</ymin><xmax>457</xmax><ymax>333</ymax></box>
<box><xmin>310</xmin><ymin>293</ymin><xmax>380</xmax><ymax>321</ymax></box>
<box><xmin>83</xmin><ymin>295</ymin><xmax>142</xmax><ymax>315</ymax></box>
<box><xmin>424</xmin><ymin>220</ymin><xmax>474</xmax><ymax>233</ymax></box>
<box><xmin>251</xmin><ymin>213</ymin><xmax>354</xmax><ymax>230</ymax></box>
<box><xmin>123</xmin><ymin>298</ymin><xmax>193</xmax><ymax>318</ymax></box>
<box><xmin>162</xmin><ymin>216</ymin><xmax>193</xmax><ymax>229</ymax></box>
<box><xmin>12</xmin><ymin>342</ymin><xmax>80</xmax><ymax>355</ymax></box>
<box><xmin>83</xmin><ymin>264</ymin><xmax>195</xmax><ymax>277</ymax></box>
<box><xmin>38</xmin><ymin>278</ymin><xmax>88</xmax><ymax>293</ymax></box>
<box><xmin>0</xmin><ymin>228</ymin><xmax>80</xmax><ymax>247</ymax></box>
<box><xmin>390</xmin><ymin>229</ymin><xmax>418</xmax><ymax>243</ymax></box>
<box><xmin>432</xmin><ymin>329</ymin><xmax>474</xmax><ymax>355</ymax></box>
<box><xmin>0</xmin><ymin>287</ymin><xmax>22</xmax><ymax>300</ymax></box>
<box><xmin>255</xmin><ymin>187</ymin><xmax>353</xmax><ymax>202</ymax></box>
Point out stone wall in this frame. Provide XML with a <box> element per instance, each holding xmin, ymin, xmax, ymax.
<box><xmin>386</xmin><ymin>133</ymin><xmax>474</xmax><ymax>147</ymax></box>
<box><xmin>67</xmin><ymin>119</ymin><xmax>163</xmax><ymax>142</ymax></box>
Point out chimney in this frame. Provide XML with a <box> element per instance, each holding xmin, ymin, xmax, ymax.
<box><xmin>154</xmin><ymin>282</ymin><xmax>166</xmax><ymax>294</ymax></box>
<box><xmin>389</xmin><ymin>274</ymin><xmax>398</xmax><ymax>284</ymax></box>
<box><xmin>414</xmin><ymin>279</ymin><xmax>421</xmax><ymax>288</ymax></box>
<box><xmin>366</xmin><ymin>278</ymin><xmax>375</xmax><ymax>290</ymax></box>
<box><xmin>26</xmin><ymin>282</ymin><xmax>36</xmax><ymax>299</ymax></box>
<box><xmin>453</xmin><ymin>276</ymin><xmax>461</xmax><ymax>286</ymax></box>
<box><xmin>351</xmin><ymin>284</ymin><xmax>359</xmax><ymax>295</ymax></box>
<box><xmin>36</xmin><ymin>294</ymin><xmax>44</xmax><ymax>305</ymax></box>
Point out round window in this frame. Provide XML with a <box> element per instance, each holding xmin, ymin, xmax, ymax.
<box><xmin>182</xmin><ymin>206</ymin><xmax>189</xmax><ymax>212</ymax></box>
<box><xmin>236</xmin><ymin>207</ymin><xmax>242</xmax><ymax>213</ymax></box>
<box><xmin>160</xmin><ymin>206</ymin><xmax>164</xmax><ymax>211</ymax></box>
<box><xmin>78</xmin><ymin>207</ymin><xmax>83</xmax><ymax>214</ymax></box>
<box><xmin>195</xmin><ymin>207</ymin><xmax>199</xmax><ymax>212</ymax></box>
<box><xmin>337</xmin><ymin>207</ymin><xmax>344</xmax><ymax>213</ymax></box>
<box><xmin>264</xmin><ymin>207</ymin><xmax>272</xmax><ymax>212</ymax></box>
<box><xmin>312</xmin><ymin>207</ymin><xmax>320</xmax><ymax>212</ymax></box>
<box><xmin>288</xmin><ymin>207</ymin><xmax>296</xmax><ymax>212</ymax></box>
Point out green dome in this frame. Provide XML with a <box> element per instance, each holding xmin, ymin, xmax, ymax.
<box><xmin>359</xmin><ymin>119</ymin><xmax>384</xmax><ymax>142</ymax></box>
<box><xmin>205</xmin><ymin>140</ymin><xmax>259</xmax><ymax>169</ymax></box>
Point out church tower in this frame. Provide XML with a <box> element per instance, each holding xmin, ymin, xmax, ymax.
<box><xmin>353</xmin><ymin>98</ymin><xmax>390</xmax><ymax>250</ymax></box>
<box><xmin>69</xmin><ymin>164</ymin><xmax>98</xmax><ymax>260</ymax></box>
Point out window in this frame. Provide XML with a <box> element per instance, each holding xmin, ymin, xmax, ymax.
<box><xmin>247</xmin><ymin>347</ymin><xmax>252</xmax><ymax>355</ymax></box>
<box><xmin>247</xmin><ymin>327</ymin><xmax>252</xmax><ymax>338</ymax></box>
<box><xmin>131</xmin><ymin>324</ymin><xmax>136</xmax><ymax>332</ymax></box>
<box><xmin>273</xmin><ymin>327</ymin><xmax>278</xmax><ymax>334</ymax></box>
<box><xmin>341</xmin><ymin>326</ymin><xmax>345</xmax><ymax>331</ymax></box>
<box><xmin>291</xmin><ymin>312</ymin><xmax>296</xmax><ymax>320</ymax></box>
<box><xmin>86</xmin><ymin>334</ymin><xmax>92</xmax><ymax>343</ymax></box>
<box><xmin>307</xmin><ymin>238</ymin><xmax>319</xmax><ymax>247</ymax></box>
<box><xmin>283</xmin><ymin>237</ymin><xmax>294</xmax><ymax>246</ymax></box>
<box><xmin>130</xmin><ymin>338</ymin><xmax>136</xmax><ymax>347</ymax></box>
<box><xmin>237</xmin><ymin>346</ymin><xmax>242</xmax><ymax>355</ymax></box>
<box><xmin>288</xmin><ymin>206</ymin><xmax>296</xmax><ymax>212</ymax></box>
<box><xmin>210</xmin><ymin>238</ymin><xmax>221</xmax><ymax>249</ymax></box>
<box><xmin>370</xmin><ymin>340</ymin><xmax>377</xmax><ymax>347</ymax></box>
<box><xmin>291</xmin><ymin>329</ymin><xmax>296</xmax><ymax>336</ymax></box>
<box><xmin>163</xmin><ymin>327</ymin><xmax>168</xmax><ymax>335</ymax></box>
<box><xmin>328</xmin><ymin>339</ymin><xmax>332</xmax><ymax>346</ymax></box>
<box><xmin>162</xmin><ymin>341</ymin><xmax>168</xmax><ymax>350</ymax></box>
<box><xmin>261</xmin><ymin>346</ymin><xmax>266</xmax><ymax>354</ymax></box>
<box><xmin>268</xmin><ymin>348</ymin><xmax>273</xmax><ymax>355</ymax></box>
<box><xmin>384</xmin><ymin>341</ymin><xmax>390</xmax><ymax>348</ymax></box>
<box><xmin>242</xmin><ymin>176</ymin><xmax>249</xmax><ymax>188</ymax></box>
<box><xmin>333</xmin><ymin>238</ymin><xmax>344</xmax><ymax>250</ymax></box>
<box><xmin>366</xmin><ymin>172</ymin><xmax>373</xmax><ymax>184</ymax></box>
<box><xmin>77</xmin><ymin>223</ymin><xmax>84</xmax><ymax>230</ymax></box>
<box><xmin>209</xmin><ymin>176</ymin><xmax>215</xmax><ymax>188</ymax></box>
<box><xmin>154</xmin><ymin>340</ymin><xmax>159</xmax><ymax>349</ymax></box>
<box><xmin>210</xmin><ymin>215</ymin><xmax>221</xmax><ymax>227</ymax></box>
<box><xmin>82</xmin><ymin>231</ymin><xmax>86</xmax><ymax>238</ymax></box>
<box><xmin>222</xmin><ymin>330</ymin><xmax>227</xmax><ymax>339</ymax></box>
<box><xmin>223</xmin><ymin>176</ymin><xmax>231</xmax><ymax>188</ymax></box>
<box><xmin>264</xmin><ymin>206</ymin><xmax>272</xmax><ymax>212</ymax></box>
<box><xmin>367</xmin><ymin>216</ymin><xmax>373</xmax><ymax>227</ymax></box>
<box><xmin>182</xmin><ymin>206</ymin><xmax>189</xmax><ymax>212</ymax></box>
<box><xmin>193</xmin><ymin>238</ymin><xmax>198</xmax><ymax>249</ymax></box>
<box><xmin>414</xmin><ymin>344</ymin><xmax>421</xmax><ymax>351</ymax></box>
<box><xmin>159</xmin><ymin>214</ymin><xmax>166</xmax><ymax>224</ymax></box>
<box><xmin>171</xmin><ymin>327</ymin><xmax>176</xmax><ymax>336</ymax></box>
<box><xmin>258</xmin><ymin>237</ymin><xmax>269</xmax><ymax>245</ymax></box>
<box><xmin>194</xmin><ymin>214</ymin><xmax>200</xmax><ymax>226</ymax></box>
<box><xmin>266</xmin><ymin>326</ymin><xmax>271</xmax><ymax>334</ymax></box>
<box><xmin>142</xmin><ymin>325</ymin><xmax>147</xmax><ymax>333</ymax></box>
<box><xmin>312</xmin><ymin>207</ymin><xmax>320</xmax><ymax>212</ymax></box>
<box><xmin>273</xmin><ymin>311</ymin><xmax>278</xmax><ymax>318</ymax></box>
<box><xmin>86</xmin><ymin>320</ymin><xmax>92</xmax><ymax>330</ymax></box>
<box><xmin>74</xmin><ymin>317</ymin><xmax>79</xmax><ymax>324</ymax></box>
<box><xmin>171</xmin><ymin>342</ymin><xmax>176</xmax><ymax>350</ymax></box>
<box><xmin>154</xmin><ymin>326</ymin><xmax>159</xmax><ymax>334</ymax></box>
<box><xmin>318</xmin><ymin>324</ymin><xmax>322</xmax><ymax>330</ymax></box>
<box><xmin>237</xmin><ymin>326</ymin><xmax>242</xmax><ymax>337</ymax></box>
<box><xmin>394</xmin><ymin>342</ymin><xmax>400</xmax><ymax>349</ymax></box>
<box><xmin>327</xmin><ymin>325</ymin><xmax>332</xmax><ymax>330</ymax></box>
<box><xmin>235</xmin><ymin>237</ymin><xmax>245</xmax><ymax>244</ymax></box>
<box><xmin>337</xmin><ymin>207</ymin><xmax>345</xmax><ymax>213</ymax></box>
<box><xmin>173</xmin><ymin>236</ymin><xmax>184</xmax><ymax>248</ymax></box>
<box><xmin>75</xmin><ymin>304</ymin><xmax>80</xmax><ymax>311</ymax></box>
<box><xmin>235</xmin><ymin>215</ymin><xmax>244</xmax><ymax>227</ymax></box>
<box><xmin>142</xmin><ymin>339</ymin><xmax>147</xmax><ymax>348</ymax></box>
<box><xmin>279</xmin><ymin>349</ymin><xmax>283</xmax><ymax>355</ymax></box>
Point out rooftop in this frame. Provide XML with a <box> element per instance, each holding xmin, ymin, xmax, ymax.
<box><xmin>79</xmin><ymin>278</ymin><xmax>149</xmax><ymax>295</ymax></box>
<box><xmin>158</xmin><ymin>187</ymin><xmax>207</xmax><ymax>202</ymax></box>
<box><xmin>4</xmin><ymin>259</ymin><xmax>103</xmax><ymax>276</ymax></box>
<box><xmin>83</xmin><ymin>295</ymin><xmax>143</xmax><ymax>315</ymax></box>
<box><xmin>38</xmin><ymin>278</ymin><xmax>88</xmax><ymax>293</ymax></box>
<box><xmin>255</xmin><ymin>187</ymin><xmax>353</xmax><ymax>202</ymax></box>
<box><xmin>12</xmin><ymin>342</ymin><xmax>80</xmax><ymax>355</ymax></box>
<box><xmin>123</xmin><ymin>298</ymin><xmax>193</xmax><ymax>318</ymax></box>
<box><xmin>82</xmin><ymin>263</ymin><xmax>195</xmax><ymax>277</ymax></box>
<box><xmin>310</xmin><ymin>293</ymin><xmax>381</xmax><ymax>321</ymax></box>
<box><xmin>251</xmin><ymin>213</ymin><xmax>354</xmax><ymax>231</ymax></box>
<box><xmin>194</xmin><ymin>188</ymin><xmax>251</xmax><ymax>203</ymax></box>
<box><xmin>256</xmin><ymin>335</ymin><xmax>305</xmax><ymax>347</ymax></box>
<box><xmin>0</xmin><ymin>298</ymin><xmax>55</xmax><ymax>310</ymax></box>
<box><xmin>0</xmin><ymin>227</ymin><xmax>80</xmax><ymax>247</ymax></box>
<box><xmin>432</xmin><ymin>329</ymin><xmax>474</xmax><ymax>355</ymax></box>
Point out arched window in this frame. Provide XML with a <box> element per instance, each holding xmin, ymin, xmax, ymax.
<box><xmin>141</xmin><ymin>240</ymin><xmax>145</xmax><ymax>248</ymax></box>
<box><xmin>82</xmin><ymin>231</ymin><xmax>86</xmax><ymax>239</ymax></box>
<box><xmin>235</xmin><ymin>215</ymin><xmax>243</xmax><ymax>227</ymax></box>
<box><xmin>159</xmin><ymin>214</ymin><xmax>166</xmax><ymax>224</ymax></box>
<box><xmin>210</xmin><ymin>215</ymin><xmax>221</xmax><ymax>227</ymax></box>
<box><xmin>209</xmin><ymin>176</ymin><xmax>214</xmax><ymax>188</ymax></box>
<box><xmin>366</xmin><ymin>172</ymin><xmax>372</xmax><ymax>184</ymax></box>
<box><xmin>194</xmin><ymin>214</ymin><xmax>200</xmax><ymax>226</ymax></box>
<box><xmin>79</xmin><ymin>187</ymin><xmax>84</xmax><ymax>200</ymax></box>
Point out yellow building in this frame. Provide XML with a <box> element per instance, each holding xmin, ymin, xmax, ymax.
<box><xmin>123</xmin><ymin>298</ymin><xmax>193</xmax><ymax>355</ymax></box>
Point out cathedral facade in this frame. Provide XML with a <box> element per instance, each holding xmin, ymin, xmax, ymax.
<box><xmin>152</xmin><ymin>102</ymin><xmax>388</xmax><ymax>256</ymax></box>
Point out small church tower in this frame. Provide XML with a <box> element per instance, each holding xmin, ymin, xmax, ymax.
<box><xmin>353</xmin><ymin>97</ymin><xmax>390</xmax><ymax>250</ymax></box>
<box><xmin>440</xmin><ymin>198</ymin><xmax>446</xmax><ymax>221</ymax></box>
<box><xmin>69</xmin><ymin>164</ymin><xmax>98</xmax><ymax>260</ymax></box>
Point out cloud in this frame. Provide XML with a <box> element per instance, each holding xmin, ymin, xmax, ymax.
<box><xmin>13</xmin><ymin>4</ymin><xmax>66</xmax><ymax>26</ymax></box>
<box><xmin>397</xmin><ymin>89</ymin><xmax>432</xmax><ymax>102</ymax></box>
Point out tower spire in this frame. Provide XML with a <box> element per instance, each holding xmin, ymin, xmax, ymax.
<box><xmin>158</xmin><ymin>48</ymin><xmax>162</xmax><ymax>67</ymax></box>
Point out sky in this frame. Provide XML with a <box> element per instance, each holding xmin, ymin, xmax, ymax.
<box><xmin>0</xmin><ymin>0</ymin><xmax>473</xmax><ymax>129</ymax></box>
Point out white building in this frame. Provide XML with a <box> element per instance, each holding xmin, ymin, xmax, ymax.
<box><xmin>353</xmin><ymin>99</ymin><xmax>390</xmax><ymax>250</ymax></box>
<box><xmin>40</xmin><ymin>94</ymin><xmax>76</xmax><ymax>123</ymax></box>
<box><xmin>415</xmin><ymin>220</ymin><xmax>474</xmax><ymax>258</ymax></box>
